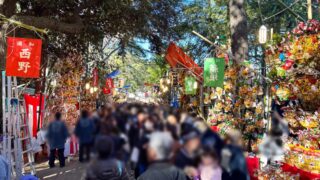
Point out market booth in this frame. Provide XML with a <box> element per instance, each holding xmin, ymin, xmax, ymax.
<box><xmin>257</xmin><ymin>19</ymin><xmax>320</xmax><ymax>178</ymax></box>
<box><xmin>164</xmin><ymin>42</ymin><xmax>203</xmax><ymax>111</ymax></box>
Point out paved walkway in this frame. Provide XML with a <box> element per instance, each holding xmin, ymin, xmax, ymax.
<box><xmin>35</xmin><ymin>159</ymin><xmax>87</xmax><ymax>180</ymax></box>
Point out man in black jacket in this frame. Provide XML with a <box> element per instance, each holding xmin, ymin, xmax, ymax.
<box><xmin>85</xmin><ymin>135</ymin><xmax>131</xmax><ymax>180</ymax></box>
<box><xmin>138</xmin><ymin>132</ymin><xmax>188</xmax><ymax>180</ymax></box>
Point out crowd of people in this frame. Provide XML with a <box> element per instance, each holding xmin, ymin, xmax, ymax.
<box><xmin>46</xmin><ymin>103</ymin><xmax>250</xmax><ymax>180</ymax></box>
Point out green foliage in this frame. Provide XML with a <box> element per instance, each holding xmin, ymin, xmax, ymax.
<box><xmin>178</xmin><ymin>0</ymin><xmax>228</xmax><ymax>63</ymax></box>
<box><xmin>179</xmin><ymin>0</ymin><xmax>318</xmax><ymax>61</ymax></box>
<box><xmin>103</xmin><ymin>53</ymin><xmax>168</xmax><ymax>92</ymax></box>
<box><xmin>7</xmin><ymin>0</ymin><xmax>185</xmax><ymax>58</ymax></box>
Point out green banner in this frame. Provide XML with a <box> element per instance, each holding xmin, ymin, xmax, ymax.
<box><xmin>204</xmin><ymin>58</ymin><xmax>225</xmax><ymax>87</ymax></box>
<box><xmin>185</xmin><ymin>76</ymin><xmax>196</xmax><ymax>95</ymax></box>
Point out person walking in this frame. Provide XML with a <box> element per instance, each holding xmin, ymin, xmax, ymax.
<box><xmin>175</xmin><ymin>127</ymin><xmax>200</xmax><ymax>169</ymax></box>
<box><xmin>221</xmin><ymin>130</ymin><xmax>249</xmax><ymax>180</ymax></box>
<box><xmin>138</xmin><ymin>132</ymin><xmax>188</xmax><ymax>180</ymax></box>
<box><xmin>75</xmin><ymin>110</ymin><xmax>95</xmax><ymax>162</ymax></box>
<box><xmin>85</xmin><ymin>135</ymin><xmax>131</xmax><ymax>180</ymax></box>
<box><xmin>46</xmin><ymin>112</ymin><xmax>69</xmax><ymax>168</ymax></box>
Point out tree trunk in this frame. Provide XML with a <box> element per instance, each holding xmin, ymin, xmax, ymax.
<box><xmin>229</xmin><ymin>0</ymin><xmax>248</xmax><ymax>63</ymax></box>
<box><xmin>229</xmin><ymin>0</ymin><xmax>248</xmax><ymax>120</ymax></box>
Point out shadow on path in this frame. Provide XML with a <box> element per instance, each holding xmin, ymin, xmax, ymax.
<box><xmin>35</xmin><ymin>159</ymin><xmax>87</xmax><ymax>180</ymax></box>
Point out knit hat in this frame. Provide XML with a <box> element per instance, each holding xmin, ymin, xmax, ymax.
<box><xmin>95</xmin><ymin>135</ymin><xmax>114</xmax><ymax>159</ymax></box>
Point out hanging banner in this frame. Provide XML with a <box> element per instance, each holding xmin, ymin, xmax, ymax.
<box><xmin>105</xmin><ymin>69</ymin><xmax>120</xmax><ymax>78</ymax></box>
<box><xmin>24</xmin><ymin>94</ymin><xmax>46</xmax><ymax>137</ymax></box>
<box><xmin>6</xmin><ymin>37</ymin><xmax>42</xmax><ymax>78</ymax></box>
<box><xmin>204</xmin><ymin>58</ymin><xmax>225</xmax><ymax>87</ymax></box>
<box><xmin>93</xmin><ymin>68</ymin><xmax>99</xmax><ymax>87</ymax></box>
<box><xmin>185</xmin><ymin>76</ymin><xmax>197</xmax><ymax>95</ymax></box>
<box><xmin>105</xmin><ymin>78</ymin><xmax>114</xmax><ymax>89</ymax></box>
<box><xmin>165</xmin><ymin>42</ymin><xmax>203</xmax><ymax>81</ymax></box>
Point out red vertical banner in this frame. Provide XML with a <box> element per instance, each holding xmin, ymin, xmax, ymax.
<box><xmin>105</xmin><ymin>78</ymin><xmax>114</xmax><ymax>89</ymax></box>
<box><xmin>6</xmin><ymin>37</ymin><xmax>42</xmax><ymax>78</ymax></box>
<box><xmin>24</xmin><ymin>94</ymin><xmax>46</xmax><ymax>137</ymax></box>
<box><xmin>93</xmin><ymin>68</ymin><xmax>98</xmax><ymax>87</ymax></box>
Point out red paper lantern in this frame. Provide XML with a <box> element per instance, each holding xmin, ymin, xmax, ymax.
<box><xmin>102</xmin><ymin>87</ymin><xmax>111</xmax><ymax>94</ymax></box>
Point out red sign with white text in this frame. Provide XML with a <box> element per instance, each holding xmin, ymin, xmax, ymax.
<box><xmin>105</xmin><ymin>78</ymin><xmax>114</xmax><ymax>89</ymax></box>
<box><xmin>6</xmin><ymin>37</ymin><xmax>42</xmax><ymax>78</ymax></box>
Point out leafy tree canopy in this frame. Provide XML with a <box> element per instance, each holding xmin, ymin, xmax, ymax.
<box><xmin>0</xmin><ymin>0</ymin><xmax>185</xmax><ymax>60</ymax></box>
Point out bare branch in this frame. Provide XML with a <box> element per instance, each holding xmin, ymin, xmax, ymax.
<box><xmin>276</xmin><ymin>0</ymin><xmax>306</xmax><ymax>22</ymax></box>
<box><xmin>12</xmin><ymin>15</ymin><xmax>85</xmax><ymax>34</ymax></box>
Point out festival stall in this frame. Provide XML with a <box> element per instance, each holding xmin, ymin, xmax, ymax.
<box><xmin>206</xmin><ymin>63</ymin><xmax>266</xmax><ymax>152</ymax></box>
<box><xmin>257</xmin><ymin>19</ymin><xmax>320</xmax><ymax>179</ymax></box>
<box><xmin>164</xmin><ymin>42</ymin><xmax>203</xmax><ymax>110</ymax></box>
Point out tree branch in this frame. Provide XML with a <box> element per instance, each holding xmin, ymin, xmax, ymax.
<box><xmin>276</xmin><ymin>0</ymin><xmax>306</xmax><ymax>22</ymax></box>
<box><xmin>12</xmin><ymin>15</ymin><xmax>85</xmax><ymax>34</ymax></box>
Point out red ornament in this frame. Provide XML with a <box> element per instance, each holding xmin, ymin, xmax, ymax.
<box><xmin>102</xmin><ymin>87</ymin><xmax>111</xmax><ymax>94</ymax></box>
<box><xmin>282</xmin><ymin>59</ymin><xmax>294</xmax><ymax>70</ymax></box>
<box><xmin>307</xmin><ymin>76</ymin><xmax>317</xmax><ymax>84</ymax></box>
<box><xmin>224</xmin><ymin>54</ymin><xmax>229</xmax><ymax>64</ymax></box>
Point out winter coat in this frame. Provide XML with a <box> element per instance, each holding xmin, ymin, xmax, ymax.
<box><xmin>75</xmin><ymin>118</ymin><xmax>95</xmax><ymax>145</ymax></box>
<box><xmin>221</xmin><ymin>145</ymin><xmax>249</xmax><ymax>180</ymax></box>
<box><xmin>194</xmin><ymin>164</ymin><xmax>222</xmax><ymax>180</ymax></box>
<box><xmin>0</xmin><ymin>155</ymin><xmax>10</xmax><ymax>180</ymax></box>
<box><xmin>46</xmin><ymin>120</ymin><xmax>69</xmax><ymax>150</ymax></box>
<box><xmin>174</xmin><ymin>148</ymin><xmax>197</xmax><ymax>169</ymax></box>
<box><xmin>138</xmin><ymin>162</ymin><xmax>188</xmax><ymax>180</ymax></box>
<box><xmin>85</xmin><ymin>158</ymin><xmax>130</xmax><ymax>180</ymax></box>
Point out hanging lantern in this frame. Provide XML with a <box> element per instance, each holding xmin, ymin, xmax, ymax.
<box><xmin>160</xmin><ymin>77</ymin><xmax>170</xmax><ymax>93</ymax></box>
<box><xmin>193</xmin><ymin>81</ymin><xmax>198</xmax><ymax>89</ymax></box>
<box><xmin>90</xmin><ymin>87</ymin><xmax>94</xmax><ymax>94</ymax></box>
<box><xmin>85</xmin><ymin>83</ymin><xmax>90</xmax><ymax>90</ymax></box>
<box><xmin>51</xmin><ymin>79</ymin><xmax>57</xmax><ymax>87</ymax></box>
<box><xmin>93</xmin><ymin>87</ymin><xmax>98</xmax><ymax>92</ymax></box>
<box><xmin>259</xmin><ymin>25</ymin><xmax>267</xmax><ymax>44</ymax></box>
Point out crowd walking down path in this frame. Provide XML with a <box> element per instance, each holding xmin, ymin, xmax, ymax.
<box><xmin>31</xmin><ymin>103</ymin><xmax>251</xmax><ymax>180</ymax></box>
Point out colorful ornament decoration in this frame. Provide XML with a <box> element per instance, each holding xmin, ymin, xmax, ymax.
<box><xmin>265</xmin><ymin>19</ymin><xmax>320</xmax><ymax>177</ymax></box>
<box><xmin>47</xmin><ymin>54</ymin><xmax>83</xmax><ymax>126</ymax></box>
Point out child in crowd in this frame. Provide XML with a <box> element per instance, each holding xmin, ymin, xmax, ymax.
<box><xmin>194</xmin><ymin>148</ymin><xmax>222</xmax><ymax>180</ymax></box>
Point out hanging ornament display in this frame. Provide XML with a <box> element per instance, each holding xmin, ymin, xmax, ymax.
<box><xmin>46</xmin><ymin>54</ymin><xmax>83</xmax><ymax>126</ymax></box>
<box><xmin>264</xmin><ymin>19</ymin><xmax>320</xmax><ymax>177</ymax></box>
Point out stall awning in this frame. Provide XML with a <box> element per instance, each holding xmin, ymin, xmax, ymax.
<box><xmin>165</xmin><ymin>42</ymin><xmax>203</xmax><ymax>81</ymax></box>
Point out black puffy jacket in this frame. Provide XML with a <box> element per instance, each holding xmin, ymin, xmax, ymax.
<box><xmin>137</xmin><ymin>162</ymin><xmax>188</xmax><ymax>180</ymax></box>
<box><xmin>85</xmin><ymin>158</ymin><xmax>131</xmax><ymax>180</ymax></box>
